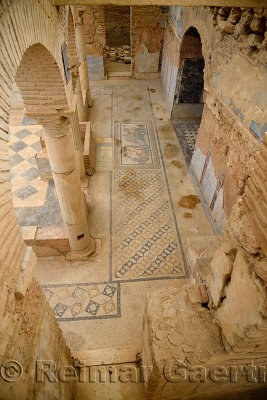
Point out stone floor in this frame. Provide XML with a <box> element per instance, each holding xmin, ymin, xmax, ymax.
<box><xmin>36</xmin><ymin>79</ymin><xmax>215</xmax><ymax>362</ymax></box>
<box><xmin>8</xmin><ymin>113</ymin><xmax>63</xmax><ymax>227</ymax></box>
<box><xmin>172</xmin><ymin>120</ymin><xmax>200</xmax><ymax>166</ymax></box>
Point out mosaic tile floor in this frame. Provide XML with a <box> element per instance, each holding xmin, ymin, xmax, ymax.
<box><xmin>41</xmin><ymin>84</ymin><xmax>191</xmax><ymax>322</ymax></box>
<box><xmin>172</xmin><ymin>121</ymin><xmax>200</xmax><ymax>166</ymax></box>
<box><xmin>43</xmin><ymin>282</ymin><xmax>120</xmax><ymax>321</ymax></box>
<box><xmin>95</xmin><ymin>138</ymin><xmax>112</xmax><ymax>172</ymax></box>
<box><xmin>9</xmin><ymin>124</ymin><xmax>63</xmax><ymax>227</ymax></box>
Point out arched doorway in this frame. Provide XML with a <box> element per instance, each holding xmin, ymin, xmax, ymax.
<box><xmin>172</xmin><ymin>27</ymin><xmax>204</xmax><ymax>165</ymax></box>
<box><xmin>13</xmin><ymin>42</ymin><xmax>94</xmax><ymax>256</ymax></box>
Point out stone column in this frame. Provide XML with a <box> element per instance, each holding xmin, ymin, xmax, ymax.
<box><xmin>70</xmin><ymin>106</ymin><xmax>88</xmax><ymax>187</ymax></box>
<box><xmin>44</xmin><ymin>117</ymin><xmax>95</xmax><ymax>258</ymax></box>
<box><xmin>75</xmin><ymin>13</ymin><xmax>92</xmax><ymax>106</ymax></box>
<box><xmin>76</xmin><ymin>78</ymin><xmax>88</xmax><ymax>122</ymax></box>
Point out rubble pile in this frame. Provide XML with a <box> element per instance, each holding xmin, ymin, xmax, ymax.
<box><xmin>106</xmin><ymin>45</ymin><xmax>131</xmax><ymax>63</ymax></box>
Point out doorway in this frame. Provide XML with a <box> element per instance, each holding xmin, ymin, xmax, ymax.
<box><xmin>172</xmin><ymin>27</ymin><xmax>204</xmax><ymax>165</ymax></box>
<box><xmin>105</xmin><ymin>6</ymin><xmax>132</xmax><ymax>77</ymax></box>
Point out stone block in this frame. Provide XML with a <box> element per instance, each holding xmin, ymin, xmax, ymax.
<box><xmin>218</xmin><ymin>20</ymin><xmax>235</xmax><ymax>34</ymax></box>
<box><xmin>254</xmin><ymin>259</ymin><xmax>267</xmax><ymax>283</ymax></box>
<box><xmin>217</xmin><ymin>250</ymin><xmax>265</xmax><ymax>347</ymax></box>
<box><xmin>250</xmin><ymin>14</ymin><xmax>266</xmax><ymax>34</ymax></box>
<box><xmin>16</xmin><ymin>247</ymin><xmax>37</xmax><ymax>300</ymax></box>
<box><xmin>110</xmin><ymin>53</ymin><xmax>117</xmax><ymax>62</ymax></box>
<box><xmin>234</xmin><ymin>11</ymin><xmax>253</xmax><ymax>36</ymax></box>
<box><xmin>227</xmin><ymin>7</ymin><xmax>241</xmax><ymax>24</ymax></box>
<box><xmin>248</xmin><ymin>33</ymin><xmax>264</xmax><ymax>48</ymax></box>
<box><xmin>207</xmin><ymin>241</ymin><xmax>238</xmax><ymax>307</ymax></box>
<box><xmin>186</xmin><ymin>235</ymin><xmax>222</xmax><ymax>283</ymax></box>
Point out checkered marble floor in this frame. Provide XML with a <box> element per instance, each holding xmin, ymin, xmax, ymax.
<box><xmin>172</xmin><ymin>121</ymin><xmax>200</xmax><ymax>166</ymax></box>
<box><xmin>9</xmin><ymin>124</ymin><xmax>63</xmax><ymax>227</ymax></box>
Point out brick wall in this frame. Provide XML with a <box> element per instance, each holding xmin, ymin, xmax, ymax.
<box><xmin>131</xmin><ymin>6</ymin><xmax>167</xmax><ymax>76</ymax></box>
<box><xmin>105</xmin><ymin>5</ymin><xmax>131</xmax><ymax>47</ymax></box>
<box><xmin>83</xmin><ymin>6</ymin><xmax>106</xmax><ymax>57</ymax></box>
<box><xmin>162</xmin><ymin>6</ymin><xmax>266</xmax><ymax>233</ymax></box>
<box><xmin>0</xmin><ymin>1</ymin><xmax>75</xmax><ymax>398</ymax></box>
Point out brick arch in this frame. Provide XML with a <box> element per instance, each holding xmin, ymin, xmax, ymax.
<box><xmin>16</xmin><ymin>43</ymin><xmax>69</xmax><ymax>128</ymax></box>
<box><xmin>180</xmin><ymin>26</ymin><xmax>204</xmax><ymax>63</ymax></box>
<box><xmin>174</xmin><ymin>25</ymin><xmax>205</xmax><ymax>109</ymax></box>
<box><xmin>0</xmin><ymin>0</ymin><xmax>71</xmax><ymax>289</ymax></box>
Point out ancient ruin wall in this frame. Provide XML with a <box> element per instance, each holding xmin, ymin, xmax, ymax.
<box><xmin>131</xmin><ymin>6</ymin><xmax>167</xmax><ymax>78</ymax></box>
<box><xmin>105</xmin><ymin>5</ymin><xmax>131</xmax><ymax>47</ymax></box>
<box><xmin>162</xmin><ymin>6</ymin><xmax>266</xmax><ymax>231</ymax></box>
<box><xmin>0</xmin><ymin>1</ymin><xmax>75</xmax><ymax>398</ymax></box>
<box><xmin>83</xmin><ymin>6</ymin><xmax>106</xmax><ymax>57</ymax></box>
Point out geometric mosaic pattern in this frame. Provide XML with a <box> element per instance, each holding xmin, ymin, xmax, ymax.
<box><xmin>173</xmin><ymin>121</ymin><xmax>200</xmax><ymax>166</ymax></box>
<box><xmin>113</xmin><ymin>86</ymin><xmax>152</xmax><ymax>123</ymax></box>
<box><xmin>9</xmin><ymin>126</ymin><xmax>42</xmax><ymax>201</ymax></box>
<box><xmin>178</xmin><ymin>122</ymin><xmax>199</xmax><ymax>153</ymax></box>
<box><xmin>112</xmin><ymin>169</ymin><xmax>186</xmax><ymax>281</ymax></box>
<box><xmin>42</xmin><ymin>283</ymin><xmax>120</xmax><ymax>321</ymax></box>
<box><xmin>8</xmin><ymin>125</ymin><xmax>63</xmax><ymax>227</ymax></box>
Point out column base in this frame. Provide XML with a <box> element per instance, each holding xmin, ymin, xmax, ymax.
<box><xmin>66</xmin><ymin>238</ymin><xmax>96</xmax><ymax>261</ymax></box>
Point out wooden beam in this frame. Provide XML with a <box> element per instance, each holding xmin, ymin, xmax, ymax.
<box><xmin>54</xmin><ymin>0</ymin><xmax>267</xmax><ymax>8</ymax></box>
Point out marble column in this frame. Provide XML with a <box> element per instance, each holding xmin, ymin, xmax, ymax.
<box><xmin>44</xmin><ymin>117</ymin><xmax>95</xmax><ymax>257</ymax></box>
<box><xmin>70</xmin><ymin>105</ymin><xmax>88</xmax><ymax>187</ymax></box>
<box><xmin>75</xmin><ymin>15</ymin><xmax>92</xmax><ymax>106</ymax></box>
<box><xmin>76</xmin><ymin>78</ymin><xmax>88</xmax><ymax>122</ymax></box>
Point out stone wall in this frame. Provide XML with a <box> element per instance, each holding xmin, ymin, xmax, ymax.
<box><xmin>131</xmin><ymin>6</ymin><xmax>167</xmax><ymax>78</ymax></box>
<box><xmin>0</xmin><ymin>1</ymin><xmax>76</xmax><ymax>398</ymax></box>
<box><xmin>161</xmin><ymin>5</ymin><xmax>266</xmax><ymax>232</ymax></box>
<box><xmin>105</xmin><ymin>5</ymin><xmax>131</xmax><ymax>47</ymax></box>
<box><xmin>84</xmin><ymin>6</ymin><xmax>106</xmax><ymax>57</ymax></box>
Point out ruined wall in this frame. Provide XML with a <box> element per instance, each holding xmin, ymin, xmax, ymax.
<box><xmin>83</xmin><ymin>7</ymin><xmax>106</xmax><ymax>80</ymax></box>
<box><xmin>162</xmin><ymin>5</ymin><xmax>266</xmax><ymax>231</ymax></box>
<box><xmin>131</xmin><ymin>6</ymin><xmax>167</xmax><ymax>78</ymax></box>
<box><xmin>105</xmin><ymin>5</ymin><xmax>131</xmax><ymax>47</ymax></box>
<box><xmin>0</xmin><ymin>1</ymin><xmax>75</xmax><ymax>398</ymax></box>
<box><xmin>84</xmin><ymin>6</ymin><xmax>106</xmax><ymax>57</ymax></box>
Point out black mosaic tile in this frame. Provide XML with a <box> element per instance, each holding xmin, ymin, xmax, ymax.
<box><xmin>31</xmin><ymin>141</ymin><xmax>42</xmax><ymax>152</ymax></box>
<box><xmin>14</xmin><ymin>129</ymin><xmax>31</xmax><ymax>139</ymax></box>
<box><xmin>14</xmin><ymin>184</ymin><xmax>38</xmax><ymax>200</ymax></box>
<box><xmin>21</xmin><ymin>116</ymin><xmax>37</xmax><ymax>125</ymax></box>
<box><xmin>20</xmin><ymin>167</ymin><xmax>39</xmax><ymax>182</ymax></box>
<box><xmin>9</xmin><ymin>153</ymin><xmax>24</xmax><ymax>167</ymax></box>
<box><xmin>10</xmin><ymin>140</ymin><xmax>27</xmax><ymax>153</ymax></box>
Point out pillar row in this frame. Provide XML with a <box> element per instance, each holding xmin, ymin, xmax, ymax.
<box><xmin>76</xmin><ymin>78</ymin><xmax>88</xmax><ymax>122</ymax></box>
<box><xmin>44</xmin><ymin>118</ymin><xmax>95</xmax><ymax>257</ymax></box>
<box><xmin>75</xmin><ymin>20</ymin><xmax>92</xmax><ymax>106</ymax></box>
<box><xmin>70</xmin><ymin>107</ymin><xmax>88</xmax><ymax>187</ymax></box>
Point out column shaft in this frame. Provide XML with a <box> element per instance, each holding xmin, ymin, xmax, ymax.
<box><xmin>70</xmin><ymin>108</ymin><xmax>88</xmax><ymax>187</ymax></box>
<box><xmin>76</xmin><ymin>78</ymin><xmax>88</xmax><ymax>122</ymax></box>
<box><xmin>44</xmin><ymin>120</ymin><xmax>94</xmax><ymax>256</ymax></box>
<box><xmin>75</xmin><ymin>22</ymin><xmax>92</xmax><ymax>106</ymax></box>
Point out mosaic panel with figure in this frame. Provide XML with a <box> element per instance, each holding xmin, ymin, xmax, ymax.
<box><xmin>114</xmin><ymin>122</ymin><xmax>160</xmax><ymax>170</ymax></box>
